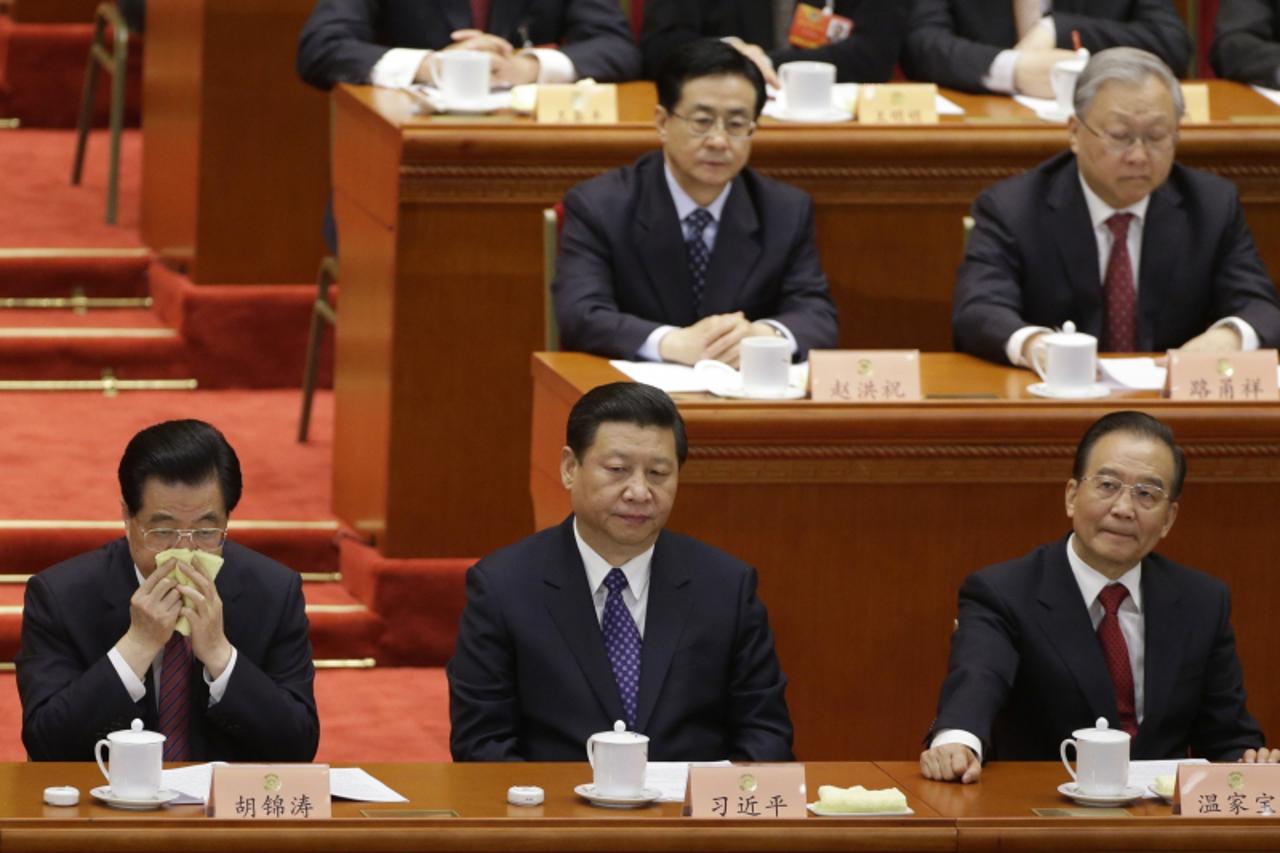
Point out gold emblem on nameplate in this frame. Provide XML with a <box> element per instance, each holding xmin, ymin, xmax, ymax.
<box><xmin>264</xmin><ymin>773</ymin><xmax>282</xmax><ymax>793</ymax></box>
<box><xmin>857</xmin><ymin>358</ymin><xmax>874</xmax><ymax>377</ymax></box>
<box><xmin>1228</xmin><ymin>771</ymin><xmax>1245</xmax><ymax>792</ymax></box>
<box><xmin>1217</xmin><ymin>358</ymin><xmax>1234</xmax><ymax>378</ymax></box>
<box><xmin>738</xmin><ymin>773</ymin><xmax>758</xmax><ymax>793</ymax></box>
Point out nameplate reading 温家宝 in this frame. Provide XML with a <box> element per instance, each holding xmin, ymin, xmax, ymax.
<box><xmin>1179</xmin><ymin>83</ymin><xmax>1210</xmax><ymax>124</ymax></box>
<box><xmin>208</xmin><ymin>764</ymin><xmax>331</xmax><ymax>819</ymax></box>
<box><xmin>1165</xmin><ymin>349</ymin><xmax>1278</xmax><ymax>401</ymax></box>
<box><xmin>1174</xmin><ymin>764</ymin><xmax>1280</xmax><ymax>817</ymax></box>
<box><xmin>534</xmin><ymin>85</ymin><xmax>618</xmax><ymax>125</ymax></box>
<box><xmin>856</xmin><ymin>84</ymin><xmax>938</xmax><ymax>125</ymax></box>
<box><xmin>808</xmin><ymin>350</ymin><xmax>922</xmax><ymax>403</ymax></box>
<box><xmin>686</xmin><ymin>765</ymin><xmax>806</xmax><ymax>819</ymax></box>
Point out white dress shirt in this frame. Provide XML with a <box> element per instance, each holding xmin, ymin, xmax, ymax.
<box><xmin>573</xmin><ymin>519</ymin><xmax>653</xmax><ymax>636</ymax></box>
<box><xmin>931</xmin><ymin>534</ymin><xmax>1144</xmax><ymax>761</ymax></box>
<box><xmin>984</xmin><ymin>0</ymin><xmax>1054</xmax><ymax>94</ymax></box>
<box><xmin>107</xmin><ymin>565</ymin><xmax>237</xmax><ymax>707</ymax></box>
<box><xmin>370</xmin><ymin>46</ymin><xmax>575</xmax><ymax>88</ymax></box>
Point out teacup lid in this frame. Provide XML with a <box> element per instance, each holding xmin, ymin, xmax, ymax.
<box><xmin>110</xmin><ymin>718</ymin><xmax>165</xmax><ymax>745</ymax></box>
<box><xmin>591</xmin><ymin>720</ymin><xmax>649</xmax><ymax>745</ymax></box>
<box><xmin>1071</xmin><ymin>717</ymin><xmax>1130</xmax><ymax>742</ymax></box>
<box><xmin>1043</xmin><ymin>320</ymin><xmax>1095</xmax><ymax>346</ymax></box>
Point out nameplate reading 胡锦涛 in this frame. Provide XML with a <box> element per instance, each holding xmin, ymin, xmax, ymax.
<box><xmin>857</xmin><ymin>85</ymin><xmax>938</xmax><ymax>125</ymax></box>
<box><xmin>687</xmin><ymin>765</ymin><xmax>806</xmax><ymax>819</ymax></box>
<box><xmin>1166</xmin><ymin>349</ymin><xmax>1278</xmax><ymax>402</ymax></box>
<box><xmin>208</xmin><ymin>764</ymin><xmax>331</xmax><ymax>819</ymax></box>
<box><xmin>809</xmin><ymin>350</ymin><xmax>922</xmax><ymax>403</ymax></box>
<box><xmin>1175</xmin><ymin>764</ymin><xmax>1280</xmax><ymax>817</ymax></box>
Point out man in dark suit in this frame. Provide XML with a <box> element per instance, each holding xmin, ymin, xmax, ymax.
<box><xmin>554</xmin><ymin>38</ymin><xmax>838</xmax><ymax>365</ymax></box>
<box><xmin>921</xmin><ymin>411</ymin><xmax>1277</xmax><ymax>783</ymax></box>
<box><xmin>640</xmin><ymin>0</ymin><xmax>906</xmax><ymax>86</ymax></box>
<box><xmin>448</xmin><ymin>382</ymin><xmax>793</xmax><ymax>761</ymax></box>
<box><xmin>903</xmin><ymin>0</ymin><xmax>1190</xmax><ymax>97</ymax></box>
<box><xmin>953</xmin><ymin>47</ymin><xmax>1280</xmax><ymax>367</ymax></box>
<box><xmin>17</xmin><ymin>420</ymin><xmax>318</xmax><ymax>762</ymax></box>
<box><xmin>296</xmin><ymin>0</ymin><xmax>641</xmax><ymax>90</ymax></box>
<box><xmin>1211</xmin><ymin>0</ymin><xmax>1280</xmax><ymax>88</ymax></box>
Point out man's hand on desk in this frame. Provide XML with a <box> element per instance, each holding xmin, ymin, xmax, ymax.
<box><xmin>722</xmin><ymin>37</ymin><xmax>780</xmax><ymax>89</ymax></box>
<box><xmin>414</xmin><ymin>30</ymin><xmax>515</xmax><ymax>84</ymax></box>
<box><xmin>659</xmin><ymin>312</ymin><xmax>777</xmax><ymax>367</ymax></box>
<box><xmin>920</xmin><ymin>743</ymin><xmax>982</xmax><ymax>784</ymax></box>
<box><xmin>1242</xmin><ymin>747</ymin><xmax>1280</xmax><ymax>763</ymax></box>
<box><xmin>1013</xmin><ymin>48</ymin><xmax>1077</xmax><ymax>99</ymax></box>
<box><xmin>1180</xmin><ymin>325</ymin><xmax>1243</xmax><ymax>352</ymax></box>
<box><xmin>493</xmin><ymin>52</ymin><xmax>541</xmax><ymax>87</ymax></box>
<box><xmin>1021</xmin><ymin>330</ymin><xmax>1049</xmax><ymax>370</ymax></box>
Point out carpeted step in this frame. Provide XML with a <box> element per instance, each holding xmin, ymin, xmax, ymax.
<box><xmin>0</xmin><ymin>321</ymin><xmax>189</xmax><ymax>379</ymax></box>
<box><xmin>0</xmin><ymin>249</ymin><xmax>151</xmax><ymax>299</ymax></box>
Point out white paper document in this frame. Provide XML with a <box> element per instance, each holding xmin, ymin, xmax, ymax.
<box><xmin>645</xmin><ymin>760</ymin><xmax>732</xmax><ymax>803</ymax></box>
<box><xmin>1129</xmin><ymin>758</ymin><xmax>1209</xmax><ymax>799</ymax></box>
<box><xmin>1013</xmin><ymin>94</ymin><xmax>1070</xmax><ymax>122</ymax></box>
<box><xmin>762</xmin><ymin>84</ymin><xmax>962</xmax><ymax>119</ymax></box>
<box><xmin>1099</xmin><ymin>357</ymin><xmax>1166</xmax><ymax>390</ymax></box>
<box><xmin>609</xmin><ymin>360</ymin><xmax>809</xmax><ymax>396</ymax></box>
<box><xmin>159</xmin><ymin>763</ymin><xmax>407</xmax><ymax>804</ymax></box>
<box><xmin>162</xmin><ymin>762</ymin><xmax>225</xmax><ymax>804</ymax></box>
<box><xmin>1251</xmin><ymin>84</ymin><xmax>1280</xmax><ymax>108</ymax></box>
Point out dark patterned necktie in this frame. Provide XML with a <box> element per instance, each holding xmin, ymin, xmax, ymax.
<box><xmin>601</xmin><ymin>568</ymin><xmax>642</xmax><ymax>728</ymax></box>
<box><xmin>1097</xmin><ymin>583</ymin><xmax>1138</xmax><ymax>737</ymax></box>
<box><xmin>469</xmin><ymin>0</ymin><xmax>491</xmax><ymax>30</ymax></box>
<box><xmin>157</xmin><ymin>633</ymin><xmax>193</xmax><ymax>760</ymax></box>
<box><xmin>1103</xmin><ymin>213</ymin><xmax>1137</xmax><ymax>352</ymax></box>
<box><xmin>684</xmin><ymin>208</ymin><xmax>714</xmax><ymax>312</ymax></box>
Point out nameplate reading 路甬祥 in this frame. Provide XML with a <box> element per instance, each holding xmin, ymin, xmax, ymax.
<box><xmin>686</xmin><ymin>765</ymin><xmax>806</xmax><ymax>819</ymax></box>
<box><xmin>1166</xmin><ymin>349</ymin><xmax>1278</xmax><ymax>401</ymax></box>
<box><xmin>1175</xmin><ymin>764</ymin><xmax>1280</xmax><ymax>817</ymax></box>
<box><xmin>809</xmin><ymin>350</ymin><xmax>922</xmax><ymax>403</ymax></box>
<box><xmin>208</xmin><ymin>764</ymin><xmax>331</xmax><ymax>819</ymax></box>
<box><xmin>857</xmin><ymin>84</ymin><xmax>938</xmax><ymax>125</ymax></box>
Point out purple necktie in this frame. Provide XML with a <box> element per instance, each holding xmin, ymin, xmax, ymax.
<box><xmin>1103</xmin><ymin>213</ymin><xmax>1137</xmax><ymax>352</ymax></box>
<box><xmin>157</xmin><ymin>633</ymin><xmax>192</xmax><ymax>761</ymax></box>
<box><xmin>602</xmin><ymin>568</ymin><xmax>642</xmax><ymax>728</ymax></box>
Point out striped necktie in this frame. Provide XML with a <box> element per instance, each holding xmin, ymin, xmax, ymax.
<box><xmin>157</xmin><ymin>633</ymin><xmax>193</xmax><ymax>761</ymax></box>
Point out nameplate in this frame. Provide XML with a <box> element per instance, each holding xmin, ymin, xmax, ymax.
<box><xmin>857</xmin><ymin>84</ymin><xmax>938</xmax><ymax>125</ymax></box>
<box><xmin>1166</xmin><ymin>349</ymin><xmax>1278</xmax><ymax>401</ymax></box>
<box><xmin>687</xmin><ymin>764</ymin><xmax>806</xmax><ymax>819</ymax></box>
<box><xmin>535</xmin><ymin>84</ymin><xmax>618</xmax><ymax>124</ymax></box>
<box><xmin>208</xmin><ymin>764</ymin><xmax>331</xmax><ymax>819</ymax></box>
<box><xmin>1180</xmin><ymin>82</ymin><xmax>1210</xmax><ymax>124</ymax></box>
<box><xmin>1175</xmin><ymin>764</ymin><xmax>1280</xmax><ymax>817</ymax></box>
<box><xmin>809</xmin><ymin>350</ymin><xmax>922</xmax><ymax>402</ymax></box>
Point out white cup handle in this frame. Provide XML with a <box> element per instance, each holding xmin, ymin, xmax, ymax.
<box><xmin>780</xmin><ymin>64</ymin><xmax>793</xmax><ymax>89</ymax></box>
<box><xmin>1059</xmin><ymin>738</ymin><xmax>1078</xmax><ymax>782</ymax></box>
<box><xmin>94</xmin><ymin>738</ymin><xmax>111</xmax><ymax>784</ymax></box>
<box><xmin>1030</xmin><ymin>344</ymin><xmax>1050</xmax><ymax>382</ymax></box>
<box><xmin>428</xmin><ymin>52</ymin><xmax>445</xmax><ymax>86</ymax></box>
<box><xmin>586</xmin><ymin>734</ymin><xmax>597</xmax><ymax>768</ymax></box>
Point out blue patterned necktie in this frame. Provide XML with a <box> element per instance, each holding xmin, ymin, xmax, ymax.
<box><xmin>601</xmin><ymin>568</ymin><xmax>642</xmax><ymax>728</ymax></box>
<box><xmin>684</xmin><ymin>208</ymin><xmax>714</xmax><ymax>312</ymax></box>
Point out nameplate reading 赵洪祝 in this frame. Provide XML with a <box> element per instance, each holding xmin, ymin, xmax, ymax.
<box><xmin>856</xmin><ymin>84</ymin><xmax>938</xmax><ymax>125</ymax></box>
<box><xmin>534</xmin><ymin>84</ymin><xmax>618</xmax><ymax>125</ymax></box>
<box><xmin>1180</xmin><ymin>83</ymin><xmax>1210</xmax><ymax>124</ymax></box>
<box><xmin>687</xmin><ymin>765</ymin><xmax>806</xmax><ymax>819</ymax></box>
<box><xmin>208</xmin><ymin>764</ymin><xmax>331</xmax><ymax>819</ymax></box>
<box><xmin>808</xmin><ymin>350</ymin><xmax>922</xmax><ymax>403</ymax></box>
<box><xmin>1175</xmin><ymin>764</ymin><xmax>1280</xmax><ymax>817</ymax></box>
<box><xmin>1165</xmin><ymin>349</ymin><xmax>1278</xmax><ymax>401</ymax></box>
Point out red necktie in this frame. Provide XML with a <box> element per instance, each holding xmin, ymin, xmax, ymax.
<box><xmin>157</xmin><ymin>633</ymin><xmax>192</xmax><ymax>761</ymax></box>
<box><xmin>1097</xmin><ymin>584</ymin><xmax>1138</xmax><ymax>737</ymax></box>
<box><xmin>1103</xmin><ymin>213</ymin><xmax>1137</xmax><ymax>352</ymax></box>
<box><xmin>469</xmin><ymin>0</ymin><xmax>491</xmax><ymax>30</ymax></box>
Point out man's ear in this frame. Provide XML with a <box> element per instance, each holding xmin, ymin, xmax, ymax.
<box><xmin>560</xmin><ymin>446</ymin><xmax>578</xmax><ymax>490</ymax></box>
<box><xmin>654</xmin><ymin>105</ymin><xmax>670</xmax><ymax>142</ymax></box>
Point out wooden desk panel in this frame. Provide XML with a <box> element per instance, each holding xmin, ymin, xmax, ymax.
<box><xmin>530</xmin><ymin>353</ymin><xmax>1280</xmax><ymax>762</ymax></box>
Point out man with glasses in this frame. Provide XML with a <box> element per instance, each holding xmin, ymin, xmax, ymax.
<box><xmin>552</xmin><ymin>38</ymin><xmax>838</xmax><ymax>366</ymax></box>
<box><xmin>921</xmin><ymin>411</ymin><xmax>1276</xmax><ymax>783</ymax></box>
<box><xmin>952</xmin><ymin>47</ymin><xmax>1280</xmax><ymax>367</ymax></box>
<box><xmin>17</xmin><ymin>420</ymin><xmax>319</xmax><ymax>761</ymax></box>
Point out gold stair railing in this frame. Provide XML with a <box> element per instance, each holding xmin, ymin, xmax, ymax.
<box><xmin>0</xmin><ymin>369</ymin><xmax>196</xmax><ymax>396</ymax></box>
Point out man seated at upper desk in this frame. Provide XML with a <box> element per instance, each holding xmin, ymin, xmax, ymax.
<box><xmin>296</xmin><ymin>0</ymin><xmax>641</xmax><ymax>90</ymax></box>
<box><xmin>448</xmin><ymin>381</ymin><xmax>794</xmax><ymax>761</ymax></box>
<box><xmin>921</xmin><ymin>410</ymin><xmax>1278</xmax><ymax>784</ymax></box>
<box><xmin>17</xmin><ymin>419</ymin><xmax>319</xmax><ymax>761</ymax></box>
<box><xmin>553</xmin><ymin>38</ymin><xmax>839</xmax><ymax>367</ymax></box>
<box><xmin>1211</xmin><ymin>0</ymin><xmax>1280</xmax><ymax>89</ymax></box>
<box><xmin>902</xmin><ymin>0</ymin><xmax>1191</xmax><ymax>98</ymax></box>
<box><xmin>952</xmin><ymin>47</ymin><xmax>1280</xmax><ymax>368</ymax></box>
<box><xmin>640</xmin><ymin>0</ymin><xmax>906</xmax><ymax>87</ymax></box>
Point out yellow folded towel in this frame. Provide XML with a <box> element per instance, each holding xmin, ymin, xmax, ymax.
<box><xmin>155</xmin><ymin>548</ymin><xmax>224</xmax><ymax>636</ymax></box>
<box><xmin>816</xmin><ymin>784</ymin><xmax>908</xmax><ymax>813</ymax></box>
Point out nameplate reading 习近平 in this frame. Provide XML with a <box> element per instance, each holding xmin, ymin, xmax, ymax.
<box><xmin>857</xmin><ymin>84</ymin><xmax>938</xmax><ymax>125</ymax></box>
<box><xmin>1175</xmin><ymin>764</ymin><xmax>1280</xmax><ymax>817</ymax></box>
<box><xmin>686</xmin><ymin>765</ymin><xmax>806</xmax><ymax>819</ymax></box>
<box><xmin>208</xmin><ymin>764</ymin><xmax>331</xmax><ymax>819</ymax></box>
<box><xmin>809</xmin><ymin>350</ymin><xmax>922</xmax><ymax>403</ymax></box>
<box><xmin>1166</xmin><ymin>349</ymin><xmax>1278</xmax><ymax>402</ymax></box>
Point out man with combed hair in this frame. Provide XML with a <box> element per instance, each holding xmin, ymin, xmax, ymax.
<box><xmin>952</xmin><ymin>47</ymin><xmax>1280</xmax><ymax>367</ymax></box>
<box><xmin>449</xmin><ymin>382</ymin><xmax>794</xmax><ymax>761</ymax></box>
<box><xmin>1210</xmin><ymin>0</ymin><xmax>1280</xmax><ymax>88</ymax></box>
<box><xmin>921</xmin><ymin>411</ymin><xmax>1277</xmax><ymax>783</ymax></box>
<box><xmin>17</xmin><ymin>420</ymin><xmax>318</xmax><ymax>761</ymax></box>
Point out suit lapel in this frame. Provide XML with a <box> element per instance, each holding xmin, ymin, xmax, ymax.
<box><xmin>1136</xmin><ymin>182</ymin><xmax>1186</xmax><ymax>352</ymax></box>
<box><xmin>633</xmin><ymin>534</ymin><xmax>693</xmax><ymax>732</ymax></box>
<box><xmin>487</xmin><ymin>0</ymin><xmax>533</xmax><ymax>40</ymax></box>
<box><xmin>543</xmin><ymin>519</ymin><xmax>627</xmax><ymax>724</ymax></box>
<box><xmin>1048</xmin><ymin>163</ymin><xmax>1104</xmax><ymax>338</ymax></box>
<box><xmin>1137</xmin><ymin>555</ymin><xmax>1184</xmax><ymax>751</ymax></box>
<box><xmin>1035</xmin><ymin>541</ymin><xmax>1121</xmax><ymax>724</ymax></box>
<box><xmin>701</xmin><ymin>178</ymin><xmax>762</xmax><ymax>316</ymax></box>
<box><xmin>633</xmin><ymin>156</ymin><xmax>699</xmax><ymax>326</ymax></box>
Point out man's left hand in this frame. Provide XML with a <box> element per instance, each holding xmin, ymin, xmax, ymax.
<box><xmin>703</xmin><ymin>320</ymin><xmax>782</xmax><ymax>367</ymax></box>
<box><xmin>493</xmin><ymin>52</ymin><xmax>540</xmax><ymax>87</ymax></box>
<box><xmin>722</xmin><ymin>37</ymin><xmax>780</xmax><ymax>89</ymax></box>
<box><xmin>176</xmin><ymin>562</ymin><xmax>233</xmax><ymax>680</ymax></box>
<box><xmin>1180</xmin><ymin>325</ymin><xmax>1243</xmax><ymax>352</ymax></box>
<box><xmin>1242</xmin><ymin>747</ymin><xmax>1280</xmax><ymax>763</ymax></box>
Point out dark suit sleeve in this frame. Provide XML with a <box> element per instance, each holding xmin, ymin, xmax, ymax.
<box><xmin>766</xmin><ymin>194</ymin><xmax>840</xmax><ymax>358</ymax></box>
<box><xmin>17</xmin><ymin>574</ymin><xmax>145</xmax><ymax>761</ymax></box>
<box><xmin>1207</xmin><ymin>185</ymin><xmax>1280</xmax><ymax>347</ymax></box>
<box><xmin>929</xmin><ymin>572</ymin><xmax>1020</xmax><ymax>754</ymax></box>
<box><xmin>204</xmin><ymin>572</ymin><xmax>320</xmax><ymax>761</ymax></box>
<box><xmin>1188</xmin><ymin>586</ymin><xmax>1266</xmax><ymax>761</ymax></box>
<box><xmin>297</xmin><ymin>0</ymin><xmax>390</xmax><ymax>91</ymax></box>
<box><xmin>1211</xmin><ymin>0</ymin><xmax>1280</xmax><ymax>87</ymax></box>
<box><xmin>639</xmin><ymin>0</ymin><xmax>712</xmax><ymax>79</ymax></box>
<box><xmin>902</xmin><ymin>0</ymin><xmax>1005</xmax><ymax>93</ymax></box>
<box><xmin>952</xmin><ymin>187</ymin><xmax>1029</xmax><ymax>365</ymax></box>
<box><xmin>554</xmin><ymin>0</ymin><xmax>643</xmax><ymax>83</ymax></box>
<box><xmin>725</xmin><ymin>567</ymin><xmax>794</xmax><ymax>761</ymax></box>
<box><xmin>768</xmin><ymin>0</ymin><xmax>906</xmax><ymax>83</ymax></box>
<box><xmin>447</xmin><ymin>562</ymin><xmax>525</xmax><ymax>761</ymax></box>
<box><xmin>1052</xmin><ymin>1</ymin><xmax>1191</xmax><ymax>76</ymax></box>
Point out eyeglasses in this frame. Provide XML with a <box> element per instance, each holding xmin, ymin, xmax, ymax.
<box><xmin>1079</xmin><ymin>475</ymin><xmax>1170</xmax><ymax>510</ymax></box>
<box><xmin>1076</xmin><ymin>115</ymin><xmax>1176</xmax><ymax>155</ymax></box>
<box><xmin>669</xmin><ymin>111</ymin><xmax>756</xmax><ymax>139</ymax></box>
<box><xmin>140</xmin><ymin>527</ymin><xmax>228</xmax><ymax>551</ymax></box>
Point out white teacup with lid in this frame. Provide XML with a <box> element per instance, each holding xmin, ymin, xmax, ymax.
<box><xmin>1060</xmin><ymin>717</ymin><xmax>1130</xmax><ymax>796</ymax></box>
<box><xmin>94</xmin><ymin>718</ymin><xmax>164</xmax><ymax>800</ymax></box>
<box><xmin>586</xmin><ymin>720</ymin><xmax>649</xmax><ymax>797</ymax></box>
<box><xmin>1031</xmin><ymin>321</ymin><xmax>1098</xmax><ymax>391</ymax></box>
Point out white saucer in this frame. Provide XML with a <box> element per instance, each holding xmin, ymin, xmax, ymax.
<box><xmin>574</xmin><ymin>783</ymin><xmax>661</xmax><ymax>809</ymax></box>
<box><xmin>708</xmin><ymin>383</ymin><xmax>807</xmax><ymax>400</ymax></box>
<box><xmin>807</xmin><ymin>802</ymin><xmax>914</xmax><ymax>817</ymax></box>
<box><xmin>438</xmin><ymin>92</ymin><xmax>508</xmax><ymax>115</ymax></box>
<box><xmin>1056</xmin><ymin>782</ymin><xmax>1144</xmax><ymax>807</ymax></box>
<box><xmin>1147</xmin><ymin>784</ymin><xmax>1176</xmax><ymax>804</ymax></box>
<box><xmin>770</xmin><ymin>105</ymin><xmax>854</xmax><ymax>123</ymax></box>
<box><xmin>1027</xmin><ymin>382</ymin><xmax>1111</xmax><ymax>400</ymax></box>
<box><xmin>90</xmin><ymin>786</ymin><xmax>181</xmax><ymax>810</ymax></box>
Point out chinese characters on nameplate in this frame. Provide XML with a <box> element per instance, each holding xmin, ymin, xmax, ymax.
<box><xmin>1166</xmin><ymin>350</ymin><xmax>1279</xmax><ymax>401</ymax></box>
<box><xmin>208</xmin><ymin>764</ymin><xmax>332</xmax><ymax>819</ymax></box>
<box><xmin>809</xmin><ymin>350</ymin><xmax>923</xmax><ymax>403</ymax></box>
<box><xmin>687</xmin><ymin>765</ymin><xmax>806</xmax><ymax>819</ymax></box>
<box><xmin>1175</xmin><ymin>764</ymin><xmax>1280</xmax><ymax>818</ymax></box>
